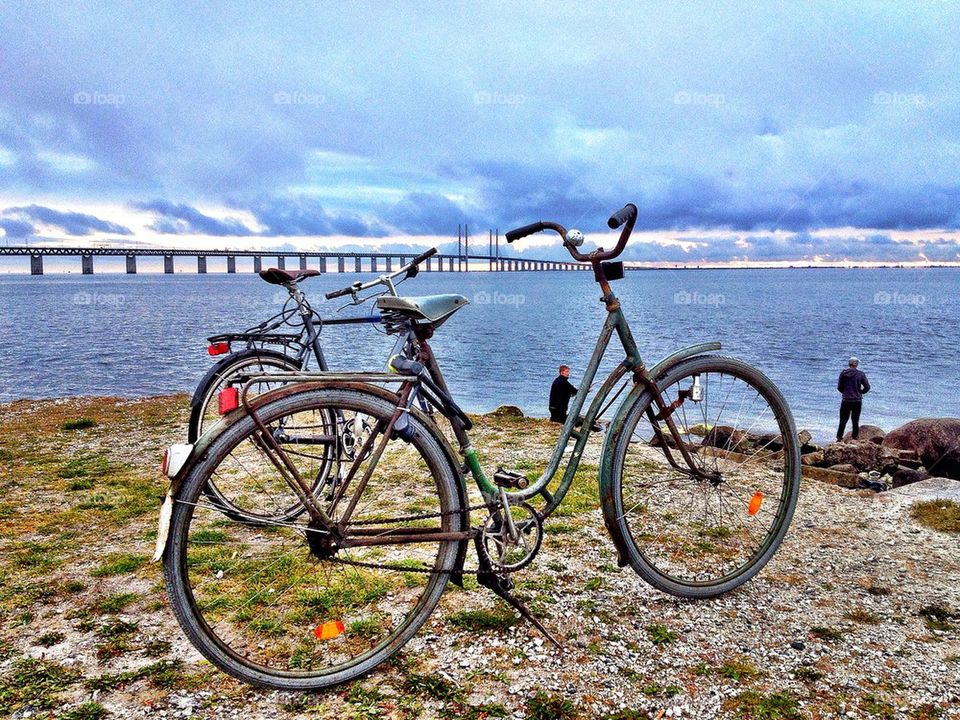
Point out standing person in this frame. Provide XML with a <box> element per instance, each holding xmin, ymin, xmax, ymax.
<box><xmin>837</xmin><ymin>356</ymin><xmax>870</xmax><ymax>441</ymax></box>
<box><xmin>549</xmin><ymin>364</ymin><xmax>578</xmax><ymax>423</ymax></box>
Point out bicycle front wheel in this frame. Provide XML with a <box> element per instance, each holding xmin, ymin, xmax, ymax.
<box><xmin>165</xmin><ymin>386</ymin><xmax>464</xmax><ymax>690</ymax></box>
<box><xmin>604</xmin><ymin>355</ymin><xmax>800</xmax><ymax>598</ymax></box>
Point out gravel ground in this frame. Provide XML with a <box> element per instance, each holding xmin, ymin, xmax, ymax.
<box><xmin>0</xmin><ymin>396</ymin><xmax>957</xmax><ymax>719</ymax></box>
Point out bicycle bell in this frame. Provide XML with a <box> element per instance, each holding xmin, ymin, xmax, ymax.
<box><xmin>566</xmin><ymin>228</ymin><xmax>585</xmax><ymax>247</ymax></box>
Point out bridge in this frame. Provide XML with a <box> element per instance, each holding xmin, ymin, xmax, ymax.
<box><xmin>0</xmin><ymin>246</ymin><xmax>587</xmax><ymax>275</ymax></box>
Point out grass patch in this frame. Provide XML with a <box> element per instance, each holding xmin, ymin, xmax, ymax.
<box><xmin>86</xmin><ymin>660</ymin><xmax>182</xmax><ymax>691</ymax></box>
<box><xmin>845</xmin><ymin>608</ymin><xmax>882</xmax><ymax>624</ymax></box>
<box><xmin>723</xmin><ymin>690</ymin><xmax>800</xmax><ymax>719</ymax></box>
<box><xmin>62</xmin><ymin>418</ymin><xmax>97</xmax><ymax>431</ymax></box>
<box><xmin>717</xmin><ymin>656</ymin><xmax>761</xmax><ymax>681</ymax></box>
<box><xmin>95</xmin><ymin>592</ymin><xmax>140</xmax><ymax>613</ymax></box>
<box><xmin>91</xmin><ymin>552</ymin><xmax>148</xmax><ymax>577</ymax></box>
<box><xmin>917</xmin><ymin>604</ymin><xmax>958</xmax><ymax>632</ymax></box>
<box><xmin>911</xmin><ymin>500</ymin><xmax>960</xmax><ymax>533</ymax></box>
<box><xmin>448</xmin><ymin>606</ymin><xmax>518</xmax><ymax>632</ymax></box>
<box><xmin>57</xmin><ymin>454</ymin><xmax>109</xmax><ymax>479</ymax></box>
<box><xmin>793</xmin><ymin>666</ymin><xmax>824</xmax><ymax>682</ymax></box>
<box><xmin>60</xmin><ymin>701</ymin><xmax>108</xmax><ymax>720</ymax></box>
<box><xmin>35</xmin><ymin>631</ymin><xmax>66</xmax><ymax>647</ymax></box>
<box><xmin>0</xmin><ymin>658</ymin><xmax>82</xmax><ymax>715</ymax></box>
<box><xmin>860</xmin><ymin>693</ymin><xmax>896</xmax><ymax>719</ymax></box>
<box><xmin>809</xmin><ymin>625</ymin><xmax>844</xmax><ymax>642</ymax></box>
<box><xmin>646</xmin><ymin>623</ymin><xmax>678</xmax><ymax>646</ymax></box>
<box><xmin>525</xmin><ymin>690</ymin><xmax>578</xmax><ymax>720</ymax></box>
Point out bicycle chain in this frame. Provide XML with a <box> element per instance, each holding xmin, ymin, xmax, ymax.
<box><xmin>322</xmin><ymin>500</ymin><xmax>503</xmax><ymax>576</ymax></box>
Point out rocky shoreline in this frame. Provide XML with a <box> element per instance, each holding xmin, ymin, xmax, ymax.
<box><xmin>0</xmin><ymin>396</ymin><xmax>957</xmax><ymax>720</ymax></box>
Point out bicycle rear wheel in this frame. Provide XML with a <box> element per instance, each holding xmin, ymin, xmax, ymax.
<box><xmin>164</xmin><ymin>386</ymin><xmax>463</xmax><ymax>690</ymax></box>
<box><xmin>604</xmin><ymin>355</ymin><xmax>800</xmax><ymax>598</ymax></box>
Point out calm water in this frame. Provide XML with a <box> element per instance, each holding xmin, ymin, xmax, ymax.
<box><xmin>1</xmin><ymin>268</ymin><xmax>957</xmax><ymax>441</ymax></box>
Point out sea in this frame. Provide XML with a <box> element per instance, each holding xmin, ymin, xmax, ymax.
<box><xmin>1</xmin><ymin>267</ymin><xmax>957</xmax><ymax>442</ymax></box>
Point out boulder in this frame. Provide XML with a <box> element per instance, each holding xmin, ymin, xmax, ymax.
<box><xmin>890</xmin><ymin>465</ymin><xmax>932</xmax><ymax>489</ymax></box>
<box><xmin>823</xmin><ymin>441</ymin><xmax>899</xmax><ymax>474</ymax></box>
<box><xmin>801</xmin><ymin>451</ymin><xmax>824</xmax><ymax>466</ymax></box>
<box><xmin>843</xmin><ymin>425</ymin><xmax>886</xmax><ymax>444</ymax></box>
<box><xmin>491</xmin><ymin>405</ymin><xmax>524</xmax><ymax>418</ymax></box>
<box><xmin>798</xmin><ymin>429</ymin><xmax>813</xmax><ymax>446</ymax></box>
<box><xmin>753</xmin><ymin>432</ymin><xmax>783</xmax><ymax>452</ymax></box>
<box><xmin>829</xmin><ymin>463</ymin><xmax>858</xmax><ymax>473</ymax></box>
<box><xmin>882</xmin><ymin>418</ymin><xmax>960</xmax><ymax>480</ymax></box>
<box><xmin>702</xmin><ymin>425</ymin><xmax>746</xmax><ymax>451</ymax></box>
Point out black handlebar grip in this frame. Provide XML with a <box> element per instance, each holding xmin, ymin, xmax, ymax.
<box><xmin>411</xmin><ymin>247</ymin><xmax>438</xmax><ymax>265</ymax></box>
<box><xmin>607</xmin><ymin>203</ymin><xmax>638</xmax><ymax>229</ymax></box>
<box><xmin>505</xmin><ymin>221</ymin><xmax>545</xmax><ymax>242</ymax></box>
<box><xmin>324</xmin><ymin>285</ymin><xmax>354</xmax><ymax>300</ymax></box>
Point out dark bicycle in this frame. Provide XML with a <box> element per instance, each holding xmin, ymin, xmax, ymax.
<box><xmin>158</xmin><ymin>204</ymin><xmax>801</xmax><ymax>690</ymax></box>
<box><xmin>186</xmin><ymin>250</ymin><xmax>436</xmax><ymax>522</ymax></box>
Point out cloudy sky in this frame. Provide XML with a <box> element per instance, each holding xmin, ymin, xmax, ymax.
<box><xmin>1</xmin><ymin>2</ymin><xmax>959</xmax><ymax>264</ymax></box>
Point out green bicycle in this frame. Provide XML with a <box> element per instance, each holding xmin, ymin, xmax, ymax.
<box><xmin>157</xmin><ymin>203</ymin><xmax>801</xmax><ymax>689</ymax></box>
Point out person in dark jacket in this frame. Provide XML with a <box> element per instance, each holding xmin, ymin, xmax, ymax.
<box><xmin>549</xmin><ymin>365</ymin><xmax>578</xmax><ymax>423</ymax></box>
<box><xmin>837</xmin><ymin>356</ymin><xmax>870</xmax><ymax>441</ymax></box>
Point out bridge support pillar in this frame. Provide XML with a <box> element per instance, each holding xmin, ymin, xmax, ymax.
<box><xmin>126</xmin><ymin>255</ymin><xmax>136</xmax><ymax>274</ymax></box>
<box><xmin>371</xmin><ymin>257</ymin><xmax>377</xmax><ymax>273</ymax></box>
<box><xmin>425</xmin><ymin>257</ymin><xmax>432</xmax><ymax>271</ymax></box>
<box><xmin>386</xmin><ymin>256</ymin><xmax>392</xmax><ymax>271</ymax></box>
<box><xmin>197</xmin><ymin>256</ymin><xmax>207</xmax><ymax>274</ymax></box>
<box><xmin>399</xmin><ymin>256</ymin><xmax>406</xmax><ymax>267</ymax></box>
<box><xmin>449</xmin><ymin>257</ymin><xmax>454</xmax><ymax>272</ymax></box>
<box><xmin>253</xmin><ymin>256</ymin><xmax>262</xmax><ymax>273</ymax></box>
<box><xmin>355</xmin><ymin>257</ymin><xmax>362</xmax><ymax>273</ymax></box>
<box><xmin>82</xmin><ymin>254</ymin><xmax>94</xmax><ymax>275</ymax></box>
<box><xmin>30</xmin><ymin>254</ymin><xmax>43</xmax><ymax>275</ymax></box>
<box><xmin>164</xmin><ymin>255</ymin><xmax>174</xmax><ymax>273</ymax></box>
<box><xmin>318</xmin><ymin>257</ymin><xmax>326</xmax><ymax>273</ymax></box>
<box><xmin>298</xmin><ymin>255</ymin><xmax>306</xmax><ymax>271</ymax></box>
<box><xmin>227</xmin><ymin>256</ymin><xmax>236</xmax><ymax>273</ymax></box>
<box><xmin>338</xmin><ymin>257</ymin><xmax>345</xmax><ymax>273</ymax></box>
<box><xmin>277</xmin><ymin>256</ymin><xmax>286</xmax><ymax>270</ymax></box>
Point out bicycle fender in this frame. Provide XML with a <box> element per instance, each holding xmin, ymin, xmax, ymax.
<box><xmin>189</xmin><ymin>348</ymin><xmax>301</xmax><ymax>408</ymax></box>
<box><xmin>597</xmin><ymin>342</ymin><xmax>720</xmax><ymax>565</ymax></box>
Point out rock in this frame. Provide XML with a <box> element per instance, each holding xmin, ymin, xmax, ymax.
<box><xmin>823</xmin><ymin>441</ymin><xmax>899</xmax><ymax>473</ymax></box>
<box><xmin>828</xmin><ymin>463</ymin><xmax>858</xmax><ymax>475</ymax></box>
<box><xmin>801</xmin><ymin>451</ymin><xmax>824</xmax><ymax>466</ymax></box>
<box><xmin>890</xmin><ymin>465</ymin><xmax>932</xmax><ymax>489</ymax></box>
<box><xmin>882</xmin><ymin>418</ymin><xmax>960</xmax><ymax>480</ymax></box>
<box><xmin>753</xmin><ymin>432</ymin><xmax>783</xmax><ymax>452</ymax></box>
<box><xmin>842</xmin><ymin>424</ymin><xmax>886</xmax><ymax>444</ymax></box>
<box><xmin>797</xmin><ymin>429</ymin><xmax>812</xmax><ymax>446</ymax></box>
<box><xmin>490</xmin><ymin>405</ymin><xmax>524</xmax><ymax>418</ymax></box>
<box><xmin>790</xmin><ymin>640</ymin><xmax>806</xmax><ymax>651</ymax></box>
<box><xmin>701</xmin><ymin>425</ymin><xmax>746</xmax><ymax>451</ymax></box>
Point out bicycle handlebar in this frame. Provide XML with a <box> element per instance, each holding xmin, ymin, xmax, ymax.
<box><xmin>324</xmin><ymin>247</ymin><xmax>438</xmax><ymax>300</ymax></box>
<box><xmin>504</xmin><ymin>203</ymin><xmax>638</xmax><ymax>263</ymax></box>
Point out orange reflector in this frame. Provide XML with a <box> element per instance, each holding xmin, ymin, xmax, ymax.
<box><xmin>748</xmin><ymin>491</ymin><xmax>764</xmax><ymax>516</ymax></box>
<box><xmin>218</xmin><ymin>387</ymin><xmax>239</xmax><ymax>415</ymax></box>
<box><xmin>314</xmin><ymin>620</ymin><xmax>345</xmax><ymax>640</ymax></box>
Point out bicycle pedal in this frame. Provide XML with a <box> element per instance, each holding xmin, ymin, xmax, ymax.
<box><xmin>494</xmin><ymin>467</ymin><xmax>529</xmax><ymax>489</ymax></box>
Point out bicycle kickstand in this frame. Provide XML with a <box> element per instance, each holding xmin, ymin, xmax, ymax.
<box><xmin>474</xmin><ymin>537</ymin><xmax>563</xmax><ymax>650</ymax></box>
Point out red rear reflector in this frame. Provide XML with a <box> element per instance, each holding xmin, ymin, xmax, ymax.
<box><xmin>208</xmin><ymin>342</ymin><xmax>230</xmax><ymax>356</ymax></box>
<box><xmin>314</xmin><ymin>620</ymin><xmax>345</xmax><ymax>640</ymax></box>
<box><xmin>161</xmin><ymin>449</ymin><xmax>169</xmax><ymax>475</ymax></box>
<box><xmin>748</xmin><ymin>491</ymin><xmax>764</xmax><ymax>516</ymax></box>
<box><xmin>218</xmin><ymin>387</ymin><xmax>239</xmax><ymax>414</ymax></box>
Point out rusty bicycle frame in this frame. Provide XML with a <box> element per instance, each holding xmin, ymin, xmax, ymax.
<box><xmin>232</xmin><ymin>204</ymin><xmax>722</xmax><ymax>551</ymax></box>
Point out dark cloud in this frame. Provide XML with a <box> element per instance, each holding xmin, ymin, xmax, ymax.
<box><xmin>240</xmin><ymin>196</ymin><xmax>389</xmax><ymax>237</ymax></box>
<box><xmin>133</xmin><ymin>200</ymin><xmax>255</xmax><ymax>236</ymax></box>
<box><xmin>384</xmin><ymin>192</ymin><xmax>469</xmax><ymax>235</ymax></box>
<box><xmin>2</xmin><ymin>205</ymin><xmax>132</xmax><ymax>236</ymax></box>
<box><xmin>0</xmin><ymin>218</ymin><xmax>34</xmax><ymax>238</ymax></box>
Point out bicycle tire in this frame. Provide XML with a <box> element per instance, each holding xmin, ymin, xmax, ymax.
<box><xmin>603</xmin><ymin>355</ymin><xmax>800</xmax><ymax>598</ymax></box>
<box><xmin>164</xmin><ymin>386</ymin><xmax>463</xmax><ymax>690</ymax></box>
